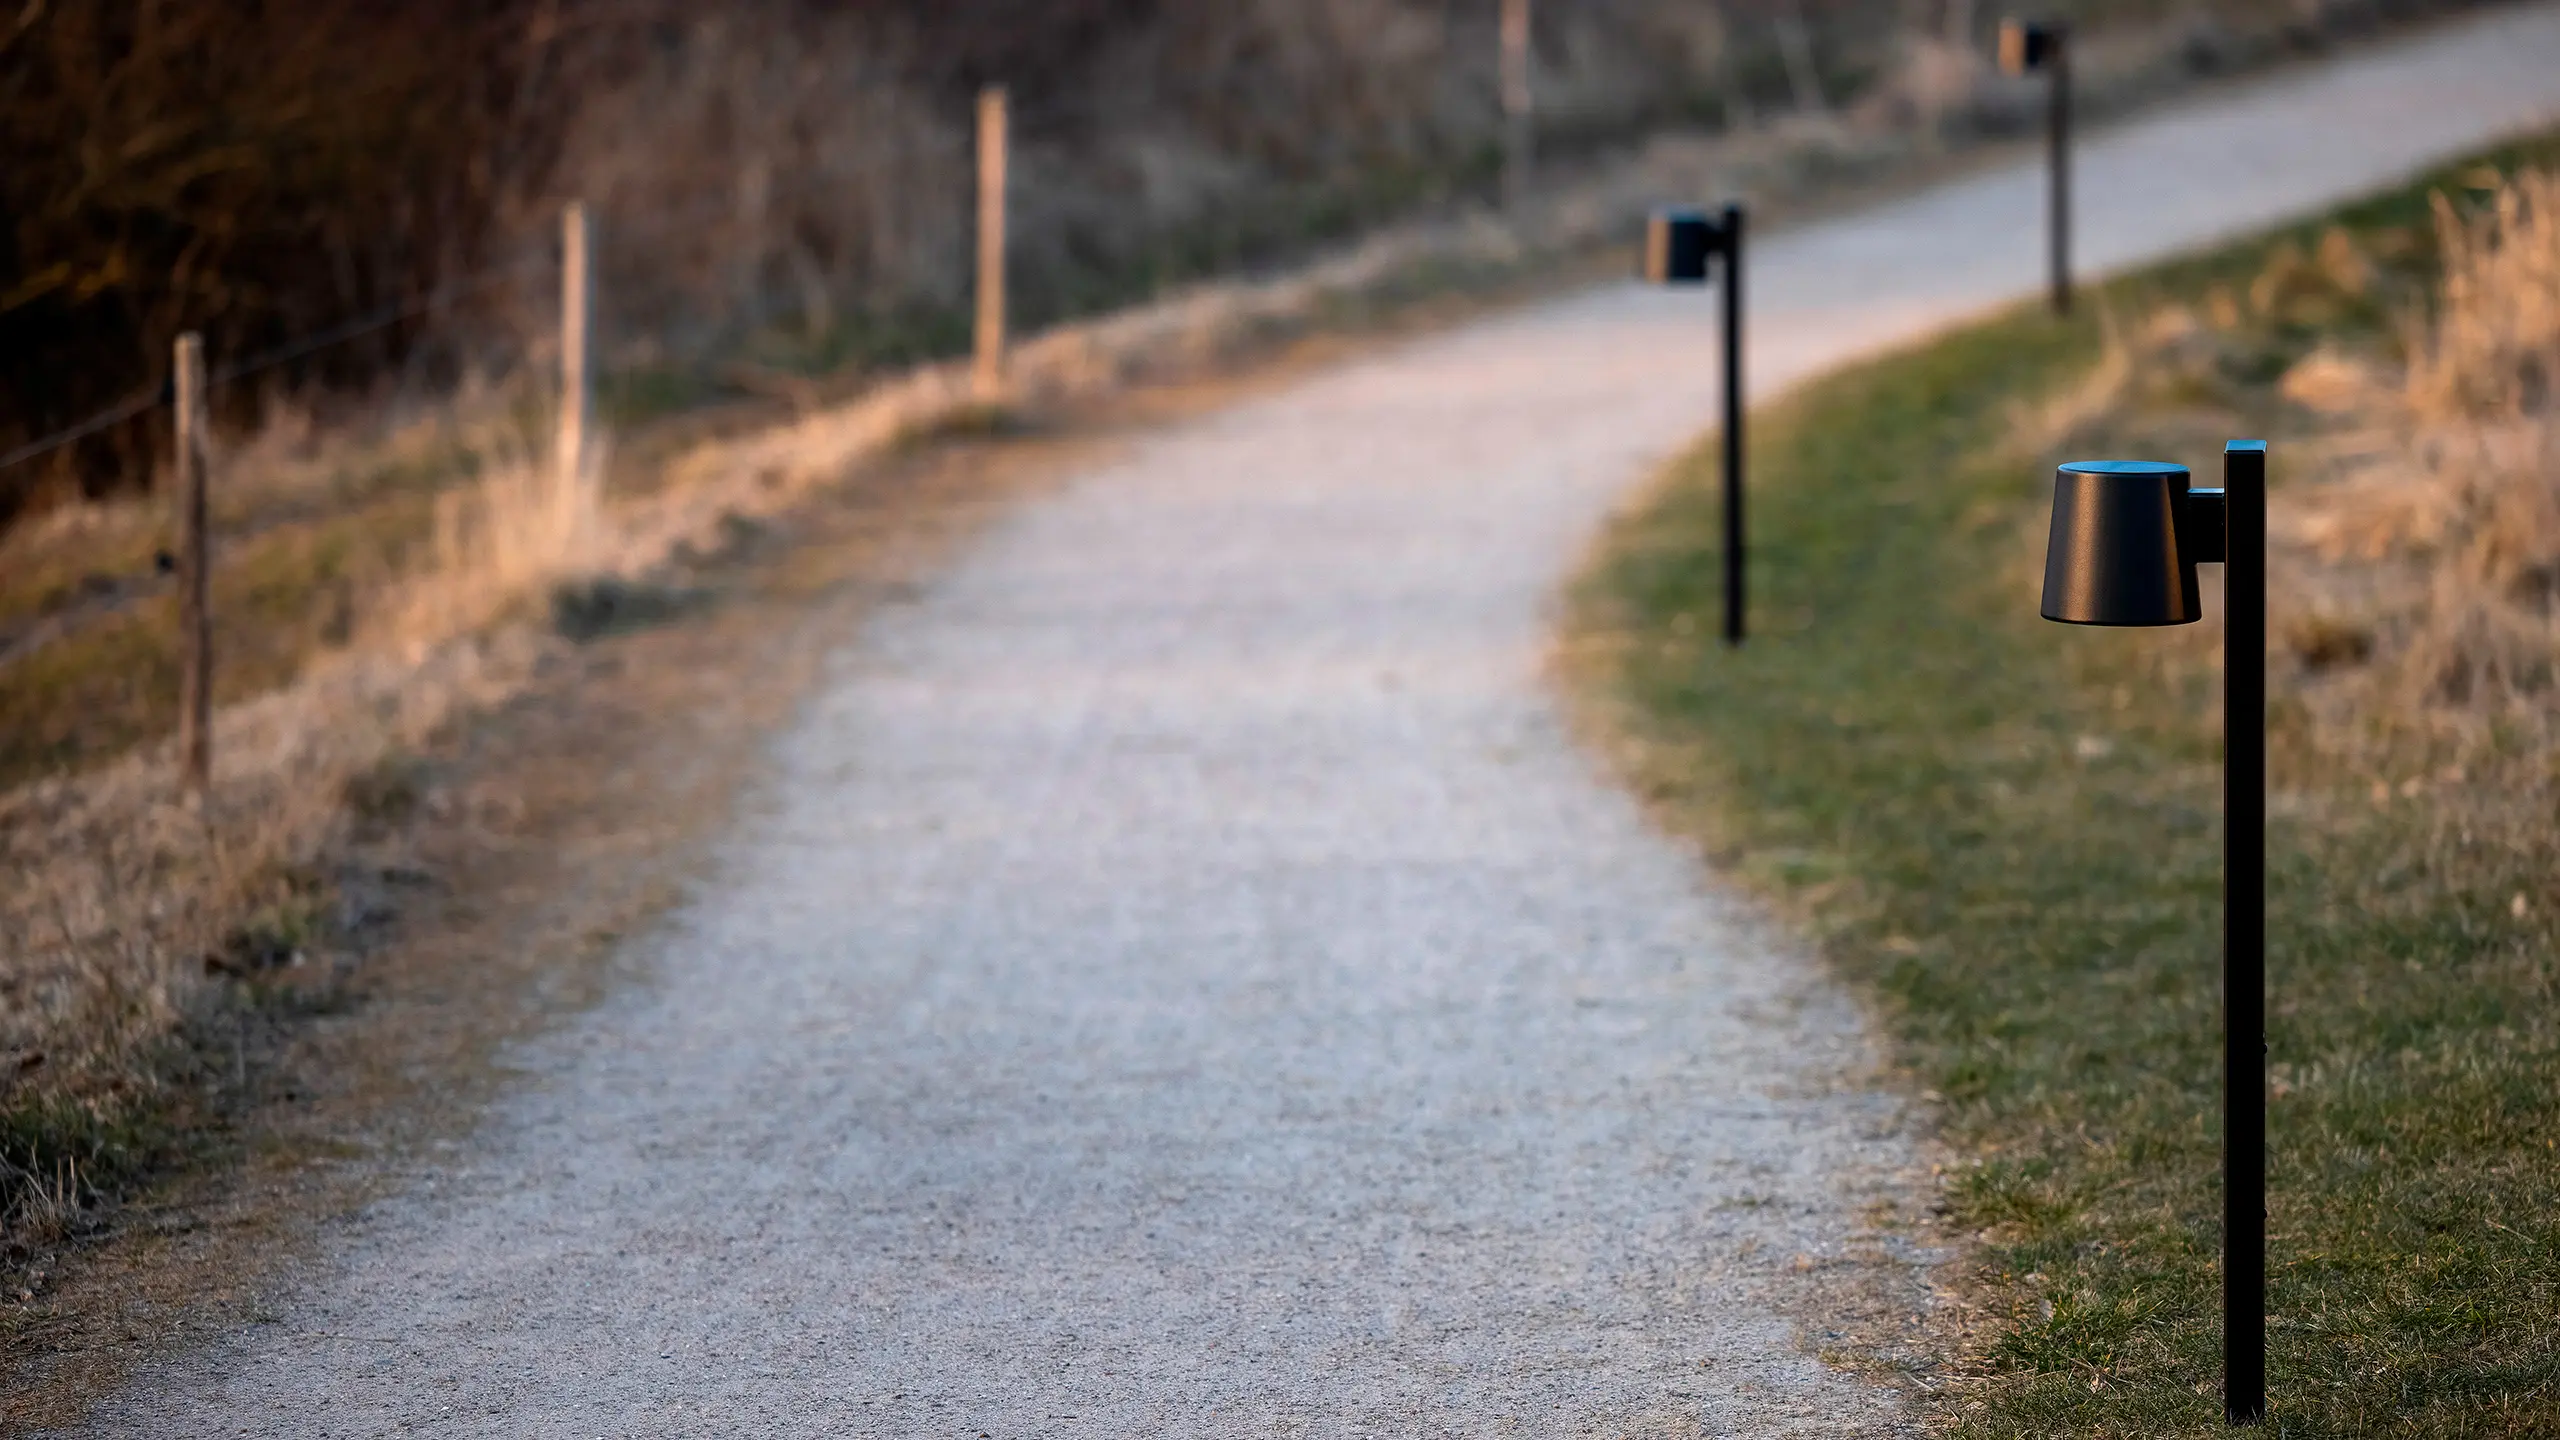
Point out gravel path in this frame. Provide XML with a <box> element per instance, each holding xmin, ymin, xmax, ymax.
<box><xmin>86</xmin><ymin>13</ymin><xmax>2560</xmax><ymax>1437</ymax></box>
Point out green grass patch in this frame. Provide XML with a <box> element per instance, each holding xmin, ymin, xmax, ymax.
<box><xmin>1574</xmin><ymin>135</ymin><xmax>2560</xmax><ymax>1435</ymax></box>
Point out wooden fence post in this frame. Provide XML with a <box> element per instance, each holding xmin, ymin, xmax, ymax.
<box><xmin>174</xmin><ymin>332</ymin><xmax>211</xmax><ymax>805</ymax></box>
<box><xmin>975</xmin><ymin>86</ymin><xmax>1009</xmax><ymax>400</ymax></box>
<box><xmin>559</xmin><ymin>200</ymin><xmax>591</xmax><ymax>492</ymax></box>
<box><xmin>1501</xmin><ymin>0</ymin><xmax>1533</xmax><ymax>213</ymax></box>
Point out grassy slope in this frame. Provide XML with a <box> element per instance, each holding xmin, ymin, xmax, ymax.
<box><xmin>1575</xmin><ymin>135</ymin><xmax>2560</xmax><ymax>1436</ymax></box>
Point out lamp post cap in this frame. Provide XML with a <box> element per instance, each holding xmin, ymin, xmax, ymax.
<box><xmin>2057</xmin><ymin>459</ymin><xmax>2188</xmax><ymax>478</ymax></box>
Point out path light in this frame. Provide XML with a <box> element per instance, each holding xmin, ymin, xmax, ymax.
<box><xmin>2041</xmin><ymin>442</ymin><xmax>2268</xmax><ymax>1427</ymax></box>
<box><xmin>1642</xmin><ymin>204</ymin><xmax>1748</xmax><ymax>645</ymax></box>
<box><xmin>2000</xmin><ymin>17</ymin><xmax>2073</xmax><ymax>314</ymax></box>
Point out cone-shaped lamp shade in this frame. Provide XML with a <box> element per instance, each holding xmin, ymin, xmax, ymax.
<box><xmin>1644</xmin><ymin>208</ymin><xmax>1715</xmax><ymax>285</ymax></box>
<box><xmin>2041</xmin><ymin>460</ymin><xmax>2203</xmax><ymax>626</ymax></box>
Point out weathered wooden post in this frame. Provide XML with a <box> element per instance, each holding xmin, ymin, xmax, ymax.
<box><xmin>558</xmin><ymin>200</ymin><xmax>592</xmax><ymax>490</ymax></box>
<box><xmin>174</xmin><ymin>332</ymin><xmax>212</xmax><ymax>804</ymax></box>
<box><xmin>975</xmin><ymin>86</ymin><xmax>1010</xmax><ymax>400</ymax></box>
<box><xmin>1501</xmin><ymin>0</ymin><xmax>1533</xmax><ymax>213</ymax></box>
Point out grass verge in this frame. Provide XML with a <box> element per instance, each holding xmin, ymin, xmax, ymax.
<box><xmin>1570</xmin><ymin>135</ymin><xmax>2560</xmax><ymax>1436</ymax></box>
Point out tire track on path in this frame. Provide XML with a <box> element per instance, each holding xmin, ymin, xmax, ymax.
<box><xmin>82</xmin><ymin>10</ymin><xmax>2560</xmax><ymax>1436</ymax></box>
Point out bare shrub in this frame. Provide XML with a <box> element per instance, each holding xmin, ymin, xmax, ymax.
<box><xmin>0</xmin><ymin>1</ymin><xmax>555</xmax><ymax>516</ymax></box>
<box><xmin>543</xmin><ymin>14</ymin><xmax>968</xmax><ymax>360</ymax></box>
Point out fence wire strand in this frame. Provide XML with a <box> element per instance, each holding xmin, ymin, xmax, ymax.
<box><xmin>0</xmin><ymin>248</ymin><xmax>553</xmax><ymax>476</ymax></box>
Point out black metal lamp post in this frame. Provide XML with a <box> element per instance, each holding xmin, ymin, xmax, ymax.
<box><xmin>1643</xmin><ymin>203</ymin><xmax>1748</xmax><ymax>645</ymax></box>
<box><xmin>2040</xmin><ymin>442</ymin><xmax>2269</xmax><ymax>1427</ymax></box>
<box><xmin>2000</xmin><ymin>17</ymin><xmax>2073</xmax><ymax>315</ymax></box>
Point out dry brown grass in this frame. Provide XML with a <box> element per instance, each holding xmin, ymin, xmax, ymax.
<box><xmin>0</xmin><ymin>433</ymin><xmax>599</xmax><ymax>1241</ymax></box>
<box><xmin>2260</xmin><ymin>173</ymin><xmax>2560</xmax><ymax>757</ymax></box>
<box><xmin>2384</xmin><ymin>174</ymin><xmax>2560</xmax><ymax>719</ymax></box>
<box><xmin>392</xmin><ymin>445</ymin><xmax>605</xmax><ymax>650</ymax></box>
<box><xmin>2020</xmin><ymin>161</ymin><xmax>2560</xmax><ymax>807</ymax></box>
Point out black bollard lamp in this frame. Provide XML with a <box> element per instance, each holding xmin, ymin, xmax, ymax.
<box><xmin>2000</xmin><ymin>17</ymin><xmax>2074</xmax><ymax>314</ymax></box>
<box><xmin>2040</xmin><ymin>442</ymin><xmax>2268</xmax><ymax>1427</ymax></box>
<box><xmin>1643</xmin><ymin>204</ymin><xmax>1749</xmax><ymax>645</ymax></box>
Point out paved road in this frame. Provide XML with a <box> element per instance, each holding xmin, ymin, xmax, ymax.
<box><xmin>89</xmin><ymin>11</ymin><xmax>2560</xmax><ymax>1437</ymax></box>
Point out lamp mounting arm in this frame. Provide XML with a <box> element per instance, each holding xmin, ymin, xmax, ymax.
<box><xmin>1704</xmin><ymin>215</ymin><xmax>1737</xmax><ymax>266</ymax></box>
<box><xmin>2179</xmin><ymin>484</ymin><xmax>2227</xmax><ymax>567</ymax></box>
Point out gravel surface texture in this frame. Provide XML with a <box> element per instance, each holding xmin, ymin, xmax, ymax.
<box><xmin>84</xmin><ymin>12</ymin><xmax>2560</xmax><ymax>1436</ymax></box>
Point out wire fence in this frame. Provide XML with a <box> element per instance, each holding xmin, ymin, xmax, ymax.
<box><xmin>1</xmin><ymin>64</ymin><xmax>1067</xmax><ymax>806</ymax></box>
<box><xmin>0</xmin><ymin>251</ymin><xmax>557</xmax><ymax>477</ymax></box>
<box><xmin>0</xmin><ymin>0</ymin><xmax>2136</xmax><ymax>801</ymax></box>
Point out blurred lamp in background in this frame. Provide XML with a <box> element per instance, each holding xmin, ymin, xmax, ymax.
<box><xmin>2041</xmin><ymin>442</ymin><xmax>2269</xmax><ymax>1428</ymax></box>
<box><xmin>2000</xmin><ymin>17</ymin><xmax>2074</xmax><ymax>314</ymax></box>
<box><xmin>1642</xmin><ymin>204</ymin><xmax>1749</xmax><ymax>645</ymax></box>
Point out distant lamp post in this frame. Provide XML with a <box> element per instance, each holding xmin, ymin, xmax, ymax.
<box><xmin>2000</xmin><ymin>17</ymin><xmax>2073</xmax><ymax>314</ymax></box>
<box><xmin>1643</xmin><ymin>203</ymin><xmax>1749</xmax><ymax>645</ymax></box>
<box><xmin>2040</xmin><ymin>442</ymin><xmax>2269</xmax><ymax>1428</ymax></box>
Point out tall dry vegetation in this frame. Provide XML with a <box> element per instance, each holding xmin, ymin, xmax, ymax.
<box><xmin>2387</xmin><ymin>174</ymin><xmax>2560</xmax><ymax>721</ymax></box>
<box><xmin>0</xmin><ymin>434</ymin><xmax>598</xmax><ymax>1242</ymax></box>
<box><xmin>0</xmin><ymin>1</ymin><xmax>541</xmax><ymax>509</ymax></box>
<box><xmin>2256</xmin><ymin>172</ymin><xmax>2560</xmax><ymax>762</ymax></box>
<box><xmin>2053</xmin><ymin>163</ymin><xmax>2560</xmax><ymax>785</ymax></box>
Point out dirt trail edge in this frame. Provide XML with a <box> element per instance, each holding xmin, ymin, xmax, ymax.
<box><xmin>74</xmin><ymin>10</ymin><xmax>2560</xmax><ymax>1436</ymax></box>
